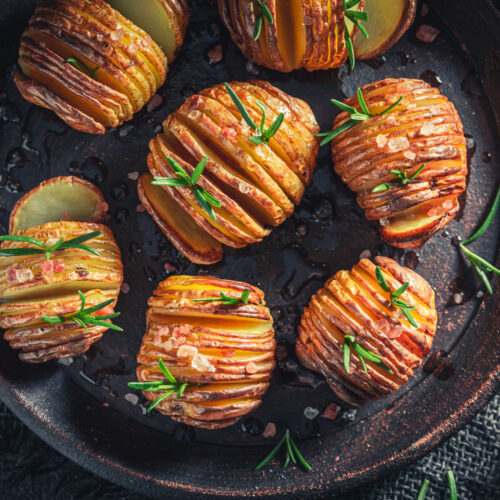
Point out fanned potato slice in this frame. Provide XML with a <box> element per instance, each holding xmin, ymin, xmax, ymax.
<box><xmin>107</xmin><ymin>0</ymin><xmax>189</xmax><ymax>62</ymax></box>
<box><xmin>140</xmin><ymin>80</ymin><xmax>319</xmax><ymax>264</ymax></box>
<box><xmin>131</xmin><ymin>275</ymin><xmax>276</xmax><ymax>429</ymax></box>
<box><xmin>330</xmin><ymin>78</ymin><xmax>467</xmax><ymax>248</ymax></box>
<box><xmin>296</xmin><ymin>257</ymin><xmax>437</xmax><ymax>406</ymax></box>
<box><xmin>10</xmin><ymin>176</ymin><xmax>107</xmax><ymax>234</ymax></box>
<box><xmin>218</xmin><ymin>0</ymin><xmax>367</xmax><ymax>72</ymax></box>
<box><xmin>354</xmin><ymin>0</ymin><xmax>417</xmax><ymax>60</ymax></box>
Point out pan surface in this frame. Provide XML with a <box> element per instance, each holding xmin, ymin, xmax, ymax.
<box><xmin>0</xmin><ymin>0</ymin><xmax>499</xmax><ymax>497</ymax></box>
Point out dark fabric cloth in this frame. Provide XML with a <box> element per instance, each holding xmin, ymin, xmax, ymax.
<box><xmin>0</xmin><ymin>395</ymin><xmax>498</xmax><ymax>499</ymax></box>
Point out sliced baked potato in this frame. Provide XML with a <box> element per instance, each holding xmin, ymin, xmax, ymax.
<box><xmin>14</xmin><ymin>0</ymin><xmax>189</xmax><ymax>133</ymax></box>
<box><xmin>139</xmin><ymin>80</ymin><xmax>319</xmax><ymax>264</ymax></box>
<box><xmin>296</xmin><ymin>256</ymin><xmax>437</xmax><ymax>405</ymax></box>
<box><xmin>330</xmin><ymin>78</ymin><xmax>467</xmax><ymax>248</ymax></box>
<box><xmin>218</xmin><ymin>0</ymin><xmax>366</xmax><ymax>72</ymax></box>
<box><xmin>131</xmin><ymin>275</ymin><xmax>276</xmax><ymax>429</ymax></box>
<box><xmin>353</xmin><ymin>0</ymin><xmax>417</xmax><ymax>60</ymax></box>
<box><xmin>0</xmin><ymin>178</ymin><xmax>123</xmax><ymax>363</ymax></box>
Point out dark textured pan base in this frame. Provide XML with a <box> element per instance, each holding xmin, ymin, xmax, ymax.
<box><xmin>0</xmin><ymin>0</ymin><xmax>498</xmax><ymax>497</ymax></box>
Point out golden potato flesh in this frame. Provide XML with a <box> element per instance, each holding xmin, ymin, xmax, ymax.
<box><xmin>218</xmin><ymin>0</ymin><xmax>365</xmax><ymax>72</ymax></box>
<box><xmin>353</xmin><ymin>0</ymin><xmax>417</xmax><ymax>60</ymax></box>
<box><xmin>139</xmin><ymin>80</ymin><xmax>319</xmax><ymax>264</ymax></box>
<box><xmin>14</xmin><ymin>0</ymin><xmax>178</xmax><ymax>133</ymax></box>
<box><xmin>9</xmin><ymin>176</ymin><xmax>108</xmax><ymax>234</ymax></box>
<box><xmin>330</xmin><ymin>78</ymin><xmax>467</xmax><ymax>248</ymax></box>
<box><xmin>135</xmin><ymin>275</ymin><xmax>276</xmax><ymax>429</ymax></box>
<box><xmin>296</xmin><ymin>256</ymin><xmax>437</xmax><ymax>406</ymax></box>
<box><xmin>0</xmin><ymin>219</ymin><xmax>123</xmax><ymax>363</ymax></box>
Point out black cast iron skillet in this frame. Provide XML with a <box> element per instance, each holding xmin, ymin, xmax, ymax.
<box><xmin>0</xmin><ymin>0</ymin><xmax>499</xmax><ymax>498</ymax></box>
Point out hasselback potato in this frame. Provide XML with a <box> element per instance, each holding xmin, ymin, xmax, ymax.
<box><xmin>330</xmin><ymin>78</ymin><xmax>467</xmax><ymax>248</ymax></box>
<box><xmin>138</xmin><ymin>80</ymin><xmax>319</xmax><ymax>264</ymax></box>
<box><xmin>131</xmin><ymin>275</ymin><xmax>276</xmax><ymax>429</ymax></box>
<box><xmin>218</xmin><ymin>0</ymin><xmax>416</xmax><ymax>72</ymax></box>
<box><xmin>0</xmin><ymin>177</ymin><xmax>123</xmax><ymax>363</ymax></box>
<box><xmin>14</xmin><ymin>0</ymin><xmax>188</xmax><ymax>134</ymax></box>
<box><xmin>296</xmin><ymin>256</ymin><xmax>437</xmax><ymax>406</ymax></box>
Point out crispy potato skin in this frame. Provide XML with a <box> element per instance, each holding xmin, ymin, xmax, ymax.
<box><xmin>140</xmin><ymin>80</ymin><xmax>319</xmax><ymax>264</ymax></box>
<box><xmin>218</xmin><ymin>0</ymin><xmax>364</xmax><ymax>72</ymax></box>
<box><xmin>13</xmin><ymin>0</ymin><xmax>184</xmax><ymax>133</ymax></box>
<box><xmin>0</xmin><ymin>221</ymin><xmax>123</xmax><ymax>363</ymax></box>
<box><xmin>330</xmin><ymin>78</ymin><xmax>467</xmax><ymax>248</ymax></box>
<box><xmin>135</xmin><ymin>275</ymin><xmax>276</xmax><ymax>429</ymax></box>
<box><xmin>296</xmin><ymin>256</ymin><xmax>437</xmax><ymax>406</ymax></box>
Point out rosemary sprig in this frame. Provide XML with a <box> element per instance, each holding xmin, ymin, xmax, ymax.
<box><xmin>416</xmin><ymin>470</ymin><xmax>458</xmax><ymax>500</ymax></box>
<box><xmin>416</xmin><ymin>479</ymin><xmax>430</xmax><ymax>500</ymax></box>
<box><xmin>343</xmin><ymin>334</ymin><xmax>393</xmax><ymax>374</ymax></box>
<box><xmin>372</xmin><ymin>164</ymin><xmax>427</xmax><ymax>193</ymax></box>
<box><xmin>0</xmin><ymin>231</ymin><xmax>101</xmax><ymax>260</ymax></box>
<box><xmin>253</xmin><ymin>0</ymin><xmax>273</xmax><ymax>41</ymax></box>
<box><xmin>152</xmin><ymin>156</ymin><xmax>221</xmax><ymax>221</ymax></box>
<box><xmin>375</xmin><ymin>266</ymin><xmax>419</xmax><ymax>328</ymax></box>
<box><xmin>342</xmin><ymin>0</ymin><xmax>369</xmax><ymax>70</ymax></box>
<box><xmin>224</xmin><ymin>82</ymin><xmax>284</xmax><ymax>145</ymax></box>
<box><xmin>65</xmin><ymin>56</ymin><xmax>99</xmax><ymax>80</ymax></box>
<box><xmin>194</xmin><ymin>290</ymin><xmax>250</xmax><ymax>305</ymax></box>
<box><xmin>42</xmin><ymin>290</ymin><xmax>122</xmax><ymax>331</ymax></box>
<box><xmin>317</xmin><ymin>88</ymin><xmax>402</xmax><ymax>146</ymax></box>
<box><xmin>255</xmin><ymin>429</ymin><xmax>311</xmax><ymax>472</ymax></box>
<box><xmin>459</xmin><ymin>186</ymin><xmax>500</xmax><ymax>295</ymax></box>
<box><xmin>128</xmin><ymin>359</ymin><xmax>191</xmax><ymax>412</ymax></box>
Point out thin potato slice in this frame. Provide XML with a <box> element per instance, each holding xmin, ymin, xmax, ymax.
<box><xmin>296</xmin><ymin>257</ymin><xmax>437</xmax><ymax>406</ymax></box>
<box><xmin>132</xmin><ymin>275</ymin><xmax>276</xmax><ymax>429</ymax></box>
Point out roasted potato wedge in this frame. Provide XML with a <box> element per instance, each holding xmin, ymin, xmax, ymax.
<box><xmin>218</xmin><ymin>0</ymin><xmax>367</xmax><ymax>72</ymax></box>
<box><xmin>10</xmin><ymin>176</ymin><xmax>108</xmax><ymax>234</ymax></box>
<box><xmin>296</xmin><ymin>256</ymin><xmax>437</xmax><ymax>406</ymax></box>
<box><xmin>14</xmin><ymin>0</ymin><xmax>188</xmax><ymax>133</ymax></box>
<box><xmin>139</xmin><ymin>80</ymin><xmax>319</xmax><ymax>264</ymax></box>
<box><xmin>1</xmin><ymin>180</ymin><xmax>123</xmax><ymax>363</ymax></box>
<box><xmin>354</xmin><ymin>0</ymin><xmax>417</xmax><ymax>60</ymax></box>
<box><xmin>330</xmin><ymin>78</ymin><xmax>467</xmax><ymax>248</ymax></box>
<box><xmin>133</xmin><ymin>275</ymin><xmax>276</xmax><ymax>429</ymax></box>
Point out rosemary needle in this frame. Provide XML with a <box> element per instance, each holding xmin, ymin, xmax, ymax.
<box><xmin>446</xmin><ymin>470</ymin><xmax>457</xmax><ymax>500</ymax></box>
<box><xmin>417</xmin><ymin>479</ymin><xmax>430</xmax><ymax>500</ymax></box>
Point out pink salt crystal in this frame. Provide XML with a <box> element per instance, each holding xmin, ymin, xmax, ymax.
<box><xmin>176</xmin><ymin>336</ymin><xmax>186</xmax><ymax>346</ymax></box>
<box><xmin>403</xmin><ymin>151</ymin><xmax>416</xmax><ymax>160</ymax></box>
<box><xmin>177</xmin><ymin>345</ymin><xmax>198</xmax><ymax>359</ymax></box>
<box><xmin>147</xmin><ymin>94</ymin><xmax>163</xmax><ymax>112</ymax></box>
<box><xmin>45</xmin><ymin>238</ymin><xmax>60</xmax><ymax>248</ymax></box>
<box><xmin>6</xmin><ymin>267</ymin><xmax>18</xmax><ymax>283</ymax></box>
<box><xmin>164</xmin><ymin>337</ymin><xmax>179</xmax><ymax>350</ymax></box>
<box><xmin>245</xmin><ymin>361</ymin><xmax>258</xmax><ymax>374</ymax></box>
<box><xmin>189</xmin><ymin>95</ymin><xmax>203</xmax><ymax>110</ymax></box>
<box><xmin>207</xmin><ymin>44</ymin><xmax>223</xmax><ymax>64</ymax></box>
<box><xmin>120</xmin><ymin>282</ymin><xmax>130</xmax><ymax>294</ymax></box>
<box><xmin>420</xmin><ymin>122</ymin><xmax>435</xmax><ymax>136</ymax></box>
<box><xmin>110</xmin><ymin>30</ymin><xmax>123</xmax><ymax>41</ymax></box>
<box><xmin>416</xmin><ymin>25</ymin><xmax>440</xmax><ymax>43</ymax></box>
<box><xmin>380</xmin><ymin>217</ymin><xmax>390</xmax><ymax>227</ymax></box>
<box><xmin>172</xmin><ymin>325</ymin><xmax>190</xmax><ymax>337</ymax></box>
<box><xmin>53</xmin><ymin>261</ymin><xmax>65</xmax><ymax>273</ymax></box>
<box><xmin>41</xmin><ymin>259</ymin><xmax>54</xmax><ymax>276</ymax></box>
<box><xmin>17</xmin><ymin>269</ymin><xmax>34</xmax><ymax>283</ymax></box>
<box><xmin>262</xmin><ymin>422</ymin><xmax>276</xmax><ymax>438</ymax></box>
<box><xmin>322</xmin><ymin>403</ymin><xmax>340</xmax><ymax>420</ymax></box>
<box><xmin>443</xmin><ymin>199</ymin><xmax>454</xmax><ymax>211</ymax></box>
<box><xmin>191</xmin><ymin>353</ymin><xmax>215</xmax><ymax>372</ymax></box>
<box><xmin>158</xmin><ymin>325</ymin><xmax>170</xmax><ymax>335</ymax></box>
<box><xmin>386</xmin><ymin>324</ymin><xmax>404</xmax><ymax>339</ymax></box>
<box><xmin>136</xmin><ymin>204</ymin><xmax>146</xmax><ymax>213</ymax></box>
<box><xmin>222</xmin><ymin>349</ymin><xmax>235</xmax><ymax>358</ymax></box>
<box><xmin>376</xmin><ymin>134</ymin><xmax>388</xmax><ymax>148</ymax></box>
<box><xmin>388</xmin><ymin>137</ymin><xmax>410</xmax><ymax>151</ymax></box>
<box><xmin>128</xmin><ymin>171</ymin><xmax>139</xmax><ymax>181</ymax></box>
<box><xmin>128</xmin><ymin>43</ymin><xmax>138</xmax><ymax>54</ymax></box>
<box><xmin>221</xmin><ymin>127</ymin><xmax>237</xmax><ymax>141</ymax></box>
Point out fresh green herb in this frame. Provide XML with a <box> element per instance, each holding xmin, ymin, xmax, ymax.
<box><xmin>65</xmin><ymin>56</ymin><xmax>99</xmax><ymax>80</ymax></box>
<box><xmin>459</xmin><ymin>186</ymin><xmax>500</xmax><ymax>295</ymax></box>
<box><xmin>343</xmin><ymin>334</ymin><xmax>393</xmax><ymax>375</ymax></box>
<box><xmin>375</xmin><ymin>265</ymin><xmax>419</xmax><ymax>328</ymax></box>
<box><xmin>342</xmin><ymin>0</ymin><xmax>369</xmax><ymax>70</ymax></box>
<box><xmin>152</xmin><ymin>156</ymin><xmax>221</xmax><ymax>221</ymax></box>
<box><xmin>253</xmin><ymin>0</ymin><xmax>273</xmax><ymax>41</ymax></box>
<box><xmin>194</xmin><ymin>290</ymin><xmax>250</xmax><ymax>305</ymax></box>
<box><xmin>416</xmin><ymin>479</ymin><xmax>430</xmax><ymax>500</ymax></box>
<box><xmin>316</xmin><ymin>88</ymin><xmax>402</xmax><ymax>146</ymax></box>
<box><xmin>128</xmin><ymin>359</ymin><xmax>192</xmax><ymax>412</ymax></box>
<box><xmin>255</xmin><ymin>429</ymin><xmax>311</xmax><ymax>472</ymax></box>
<box><xmin>372</xmin><ymin>164</ymin><xmax>427</xmax><ymax>193</ymax></box>
<box><xmin>42</xmin><ymin>290</ymin><xmax>122</xmax><ymax>331</ymax></box>
<box><xmin>446</xmin><ymin>470</ymin><xmax>457</xmax><ymax>500</ymax></box>
<box><xmin>0</xmin><ymin>231</ymin><xmax>101</xmax><ymax>260</ymax></box>
<box><xmin>224</xmin><ymin>82</ymin><xmax>284</xmax><ymax>145</ymax></box>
